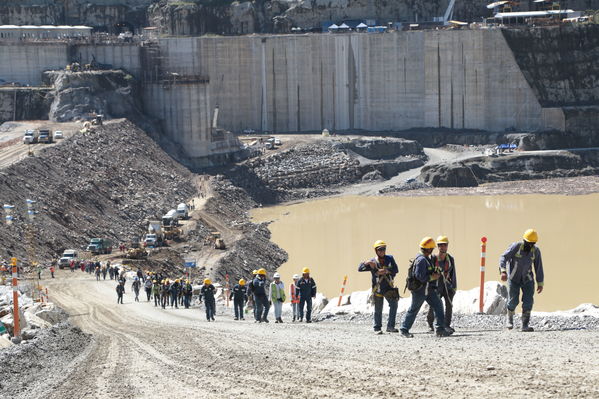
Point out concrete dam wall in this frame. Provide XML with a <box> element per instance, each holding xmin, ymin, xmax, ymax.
<box><xmin>157</xmin><ymin>30</ymin><xmax>561</xmax><ymax>134</ymax></box>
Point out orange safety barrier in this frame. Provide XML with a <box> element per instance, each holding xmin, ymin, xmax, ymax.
<box><xmin>479</xmin><ymin>237</ymin><xmax>487</xmax><ymax>313</ymax></box>
<box><xmin>337</xmin><ymin>275</ymin><xmax>348</xmax><ymax>306</ymax></box>
<box><xmin>11</xmin><ymin>257</ymin><xmax>20</xmax><ymax>338</ymax></box>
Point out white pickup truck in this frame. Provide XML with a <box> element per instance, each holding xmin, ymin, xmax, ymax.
<box><xmin>58</xmin><ymin>249</ymin><xmax>78</xmax><ymax>269</ymax></box>
<box><xmin>23</xmin><ymin>130</ymin><xmax>39</xmax><ymax>144</ymax></box>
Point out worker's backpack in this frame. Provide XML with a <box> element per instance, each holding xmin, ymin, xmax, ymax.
<box><xmin>404</xmin><ymin>258</ymin><xmax>424</xmax><ymax>293</ymax></box>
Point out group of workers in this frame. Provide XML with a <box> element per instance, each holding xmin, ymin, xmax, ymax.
<box><xmin>359</xmin><ymin>228</ymin><xmax>544</xmax><ymax>337</ymax></box>
<box><xmin>92</xmin><ymin>228</ymin><xmax>545</xmax><ymax>335</ymax></box>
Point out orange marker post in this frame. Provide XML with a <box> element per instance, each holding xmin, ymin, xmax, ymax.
<box><xmin>337</xmin><ymin>275</ymin><xmax>348</xmax><ymax>307</ymax></box>
<box><xmin>11</xmin><ymin>257</ymin><xmax>20</xmax><ymax>339</ymax></box>
<box><xmin>479</xmin><ymin>237</ymin><xmax>487</xmax><ymax>313</ymax></box>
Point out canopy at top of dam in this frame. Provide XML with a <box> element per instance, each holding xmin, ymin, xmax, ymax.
<box><xmin>252</xmin><ymin>193</ymin><xmax>599</xmax><ymax>312</ymax></box>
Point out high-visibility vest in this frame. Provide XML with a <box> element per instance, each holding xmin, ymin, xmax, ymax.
<box><xmin>290</xmin><ymin>283</ymin><xmax>300</xmax><ymax>304</ymax></box>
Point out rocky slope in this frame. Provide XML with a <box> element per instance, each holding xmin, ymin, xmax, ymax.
<box><xmin>419</xmin><ymin>148</ymin><xmax>599</xmax><ymax>187</ymax></box>
<box><xmin>0</xmin><ymin>119</ymin><xmax>197</xmax><ymax>263</ymax></box>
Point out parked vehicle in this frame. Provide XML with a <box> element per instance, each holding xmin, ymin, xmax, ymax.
<box><xmin>145</xmin><ymin>220</ymin><xmax>163</xmax><ymax>247</ymax></box>
<box><xmin>54</xmin><ymin>130</ymin><xmax>64</xmax><ymax>139</ymax></box>
<box><xmin>38</xmin><ymin>129</ymin><xmax>53</xmax><ymax>144</ymax></box>
<box><xmin>176</xmin><ymin>203</ymin><xmax>189</xmax><ymax>219</ymax></box>
<box><xmin>86</xmin><ymin>238</ymin><xmax>112</xmax><ymax>254</ymax></box>
<box><xmin>162</xmin><ymin>209</ymin><xmax>179</xmax><ymax>226</ymax></box>
<box><xmin>58</xmin><ymin>249</ymin><xmax>78</xmax><ymax>269</ymax></box>
<box><xmin>144</xmin><ymin>233</ymin><xmax>158</xmax><ymax>248</ymax></box>
<box><xmin>23</xmin><ymin>130</ymin><xmax>39</xmax><ymax>144</ymax></box>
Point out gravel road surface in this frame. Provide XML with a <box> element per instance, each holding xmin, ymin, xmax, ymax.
<box><xmin>16</xmin><ymin>272</ymin><xmax>599</xmax><ymax>399</ymax></box>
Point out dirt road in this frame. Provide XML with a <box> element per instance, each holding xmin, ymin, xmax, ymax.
<box><xmin>34</xmin><ymin>271</ymin><xmax>599</xmax><ymax>399</ymax></box>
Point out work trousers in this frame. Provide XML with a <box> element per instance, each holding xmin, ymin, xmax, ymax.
<box><xmin>134</xmin><ymin>288</ymin><xmax>140</xmax><ymax>302</ymax></box>
<box><xmin>184</xmin><ymin>294</ymin><xmax>191</xmax><ymax>309</ymax></box>
<box><xmin>273</xmin><ymin>300</ymin><xmax>283</xmax><ymax>319</ymax></box>
<box><xmin>373</xmin><ymin>294</ymin><xmax>398</xmax><ymax>331</ymax></box>
<box><xmin>154</xmin><ymin>293</ymin><xmax>160</xmax><ymax>307</ymax></box>
<box><xmin>401</xmin><ymin>289</ymin><xmax>445</xmax><ymax>332</ymax></box>
<box><xmin>254</xmin><ymin>295</ymin><xmax>269</xmax><ymax>321</ymax></box>
<box><xmin>292</xmin><ymin>302</ymin><xmax>299</xmax><ymax>319</ymax></box>
<box><xmin>507</xmin><ymin>279</ymin><xmax>535</xmax><ymax>312</ymax></box>
<box><xmin>161</xmin><ymin>294</ymin><xmax>168</xmax><ymax>309</ymax></box>
<box><xmin>117</xmin><ymin>293</ymin><xmax>123</xmax><ymax>304</ymax></box>
<box><xmin>299</xmin><ymin>297</ymin><xmax>313</xmax><ymax>321</ymax></box>
<box><xmin>145</xmin><ymin>288</ymin><xmax>152</xmax><ymax>301</ymax></box>
<box><xmin>427</xmin><ymin>286</ymin><xmax>455</xmax><ymax>329</ymax></box>
<box><xmin>170</xmin><ymin>293</ymin><xmax>178</xmax><ymax>308</ymax></box>
<box><xmin>234</xmin><ymin>298</ymin><xmax>245</xmax><ymax>319</ymax></box>
<box><xmin>205</xmin><ymin>298</ymin><xmax>216</xmax><ymax>320</ymax></box>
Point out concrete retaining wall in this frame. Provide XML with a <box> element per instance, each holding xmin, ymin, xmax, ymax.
<box><xmin>157</xmin><ymin>30</ymin><xmax>549</xmax><ymax>134</ymax></box>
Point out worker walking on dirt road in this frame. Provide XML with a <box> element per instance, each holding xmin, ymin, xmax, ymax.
<box><xmin>116</xmin><ymin>281</ymin><xmax>125</xmax><ymax>304</ymax></box>
<box><xmin>160</xmin><ymin>280</ymin><xmax>170</xmax><ymax>309</ymax></box>
<box><xmin>200</xmin><ymin>279</ymin><xmax>216</xmax><ymax>321</ymax></box>
<box><xmin>296</xmin><ymin>268</ymin><xmax>317</xmax><ymax>323</ymax></box>
<box><xmin>144</xmin><ymin>278</ymin><xmax>153</xmax><ymax>301</ymax></box>
<box><xmin>170</xmin><ymin>279</ymin><xmax>181</xmax><ymax>309</ymax></box>
<box><xmin>359</xmin><ymin>240</ymin><xmax>400</xmax><ymax>334</ymax></box>
<box><xmin>152</xmin><ymin>280</ymin><xmax>160</xmax><ymax>306</ymax></box>
<box><xmin>230</xmin><ymin>279</ymin><xmax>248</xmax><ymax>320</ymax></box>
<box><xmin>400</xmin><ymin>237</ymin><xmax>451</xmax><ymax>338</ymax></box>
<box><xmin>427</xmin><ymin>236</ymin><xmax>457</xmax><ymax>334</ymax></box>
<box><xmin>290</xmin><ymin>274</ymin><xmax>300</xmax><ymax>322</ymax></box>
<box><xmin>50</xmin><ymin>265</ymin><xmax>55</xmax><ymax>279</ymax></box>
<box><xmin>132</xmin><ymin>277</ymin><xmax>141</xmax><ymax>302</ymax></box>
<box><xmin>252</xmin><ymin>269</ymin><xmax>270</xmax><ymax>323</ymax></box>
<box><xmin>182</xmin><ymin>280</ymin><xmax>193</xmax><ymax>309</ymax></box>
<box><xmin>270</xmin><ymin>273</ymin><xmax>286</xmax><ymax>323</ymax></box>
<box><xmin>500</xmin><ymin>229</ymin><xmax>544</xmax><ymax>332</ymax></box>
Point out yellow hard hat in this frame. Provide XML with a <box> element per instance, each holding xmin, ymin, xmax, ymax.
<box><xmin>257</xmin><ymin>268</ymin><xmax>267</xmax><ymax>276</ymax></box>
<box><xmin>239</xmin><ymin>279</ymin><xmax>246</xmax><ymax>286</ymax></box>
<box><xmin>302</xmin><ymin>267</ymin><xmax>310</xmax><ymax>274</ymax></box>
<box><xmin>204</xmin><ymin>278</ymin><xmax>212</xmax><ymax>285</ymax></box>
<box><xmin>161</xmin><ymin>279</ymin><xmax>165</xmax><ymax>284</ymax></box>
<box><xmin>436</xmin><ymin>236</ymin><xmax>449</xmax><ymax>244</ymax></box>
<box><xmin>152</xmin><ymin>280</ymin><xmax>157</xmax><ymax>283</ymax></box>
<box><xmin>252</xmin><ymin>269</ymin><xmax>258</xmax><ymax>275</ymax></box>
<box><xmin>175</xmin><ymin>279</ymin><xmax>180</xmax><ymax>283</ymax></box>
<box><xmin>523</xmin><ymin>229</ymin><xmax>538</xmax><ymax>243</ymax></box>
<box><xmin>373</xmin><ymin>240</ymin><xmax>387</xmax><ymax>250</ymax></box>
<box><xmin>419</xmin><ymin>237</ymin><xmax>436</xmax><ymax>249</ymax></box>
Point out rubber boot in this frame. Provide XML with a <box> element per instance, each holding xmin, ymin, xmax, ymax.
<box><xmin>521</xmin><ymin>310</ymin><xmax>534</xmax><ymax>332</ymax></box>
<box><xmin>506</xmin><ymin>309</ymin><xmax>514</xmax><ymax>330</ymax></box>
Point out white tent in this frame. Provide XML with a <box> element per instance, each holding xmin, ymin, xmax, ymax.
<box><xmin>356</xmin><ymin>23</ymin><xmax>368</xmax><ymax>28</ymax></box>
<box><xmin>328</xmin><ymin>24</ymin><xmax>339</xmax><ymax>30</ymax></box>
<box><xmin>339</xmin><ymin>23</ymin><xmax>350</xmax><ymax>29</ymax></box>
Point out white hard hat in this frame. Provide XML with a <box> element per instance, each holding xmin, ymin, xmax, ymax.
<box><xmin>273</xmin><ymin>272</ymin><xmax>281</xmax><ymax>279</ymax></box>
<box><xmin>292</xmin><ymin>274</ymin><xmax>300</xmax><ymax>280</ymax></box>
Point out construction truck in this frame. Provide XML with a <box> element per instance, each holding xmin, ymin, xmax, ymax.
<box><xmin>210</xmin><ymin>231</ymin><xmax>226</xmax><ymax>250</ymax></box>
<box><xmin>38</xmin><ymin>129</ymin><xmax>53</xmax><ymax>144</ymax></box>
<box><xmin>126</xmin><ymin>238</ymin><xmax>148</xmax><ymax>259</ymax></box>
<box><xmin>87</xmin><ymin>238</ymin><xmax>113</xmax><ymax>255</ymax></box>
<box><xmin>163</xmin><ymin>225</ymin><xmax>181</xmax><ymax>241</ymax></box>
<box><xmin>144</xmin><ymin>220</ymin><xmax>163</xmax><ymax>248</ymax></box>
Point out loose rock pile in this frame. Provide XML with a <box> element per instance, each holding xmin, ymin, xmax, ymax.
<box><xmin>0</xmin><ymin>120</ymin><xmax>197</xmax><ymax>263</ymax></box>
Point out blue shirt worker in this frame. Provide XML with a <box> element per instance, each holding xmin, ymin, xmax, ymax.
<box><xmin>426</xmin><ymin>235</ymin><xmax>457</xmax><ymax>333</ymax></box>
<box><xmin>230</xmin><ymin>279</ymin><xmax>248</xmax><ymax>320</ymax></box>
<box><xmin>295</xmin><ymin>268</ymin><xmax>317</xmax><ymax>323</ymax></box>
<box><xmin>252</xmin><ymin>269</ymin><xmax>270</xmax><ymax>323</ymax></box>
<box><xmin>500</xmin><ymin>228</ymin><xmax>544</xmax><ymax>332</ymax></box>
<box><xmin>358</xmin><ymin>240</ymin><xmax>399</xmax><ymax>334</ymax></box>
<box><xmin>200</xmin><ymin>279</ymin><xmax>216</xmax><ymax>321</ymax></box>
<box><xmin>400</xmin><ymin>237</ymin><xmax>451</xmax><ymax>338</ymax></box>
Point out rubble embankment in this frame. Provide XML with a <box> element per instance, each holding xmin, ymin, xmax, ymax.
<box><xmin>0</xmin><ymin>119</ymin><xmax>197</xmax><ymax>263</ymax></box>
<box><xmin>225</xmin><ymin>137</ymin><xmax>425</xmax><ymax>204</ymax></box>
<box><xmin>419</xmin><ymin>148</ymin><xmax>599</xmax><ymax>187</ymax></box>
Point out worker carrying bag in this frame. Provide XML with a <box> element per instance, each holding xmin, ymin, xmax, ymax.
<box><xmin>404</xmin><ymin>258</ymin><xmax>424</xmax><ymax>293</ymax></box>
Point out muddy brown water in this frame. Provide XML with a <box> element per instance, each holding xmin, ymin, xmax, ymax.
<box><xmin>252</xmin><ymin>194</ymin><xmax>599</xmax><ymax>312</ymax></box>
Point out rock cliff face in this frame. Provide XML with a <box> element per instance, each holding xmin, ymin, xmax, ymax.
<box><xmin>0</xmin><ymin>88</ymin><xmax>52</xmax><ymax>124</ymax></box>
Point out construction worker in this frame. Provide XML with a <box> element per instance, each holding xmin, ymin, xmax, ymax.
<box><xmin>290</xmin><ymin>274</ymin><xmax>300</xmax><ymax>322</ymax></box>
<box><xmin>247</xmin><ymin>270</ymin><xmax>258</xmax><ymax>320</ymax></box>
<box><xmin>230</xmin><ymin>279</ymin><xmax>248</xmax><ymax>320</ymax></box>
<box><xmin>400</xmin><ymin>237</ymin><xmax>451</xmax><ymax>338</ymax></box>
<box><xmin>427</xmin><ymin>236</ymin><xmax>457</xmax><ymax>333</ymax></box>
<box><xmin>200</xmin><ymin>278</ymin><xmax>216</xmax><ymax>321</ymax></box>
<box><xmin>132</xmin><ymin>277</ymin><xmax>141</xmax><ymax>302</ymax></box>
<box><xmin>500</xmin><ymin>229</ymin><xmax>544</xmax><ymax>332</ymax></box>
<box><xmin>170</xmin><ymin>279</ymin><xmax>181</xmax><ymax>309</ymax></box>
<box><xmin>116</xmin><ymin>281</ymin><xmax>125</xmax><ymax>304</ymax></box>
<box><xmin>252</xmin><ymin>268</ymin><xmax>270</xmax><ymax>323</ymax></box>
<box><xmin>270</xmin><ymin>273</ymin><xmax>286</xmax><ymax>323</ymax></box>
<box><xmin>37</xmin><ymin>265</ymin><xmax>43</xmax><ymax>280</ymax></box>
<box><xmin>49</xmin><ymin>265</ymin><xmax>55</xmax><ymax>279</ymax></box>
<box><xmin>95</xmin><ymin>266</ymin><xmax>101</xmax><ymax>281</ymax></box>
<box><xmin>101</xmin><ymin>265</ymin><xmax>107</xmax><ymax>280</ymax></box>
<box><xmin>296</xmin><ymin>268</ymin><xmax>317</xmax><ymax>323</ymax></box>
<box><xmin>144</xmin><ymin>277</ymin><xmax>153</xmax><ymax>301</ymax></box>
<box><xmin>69</xmin><ymin>259</ymin><xmax>75</xmax><ymax>273</ymax></box>
<box><xmin>358</xmin><ymin>240</ymin><xmax>399</xmax><ymax>334</ymax></box>
<box><xmin>182</xmin><ymin>280</ymin><xmax>193</xmax><ymax>309</ymax></box>
<box><xmin>160</xmin><ymin>279</ymin><xmax>170</xmax><ymax>309</ymax></box>
<box><xmin>152</xmin><ymin>280</ymin><xmax>160</xmax><ymax>306</ymax></box>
